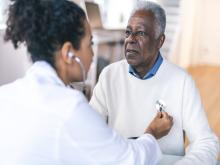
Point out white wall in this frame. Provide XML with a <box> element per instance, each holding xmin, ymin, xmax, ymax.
<box><xmin>0</xmin><ymin>0</ymin><xmax>31</xmax><ymax>86</ymax></box>
<box><xmin>193</xmin><ymin>0</ymin><xmax>220</xmax><ymax>65</ymax></box>
<box><xmin>0</xmin><ymin>0</ymin><xmax>9</xmax><ymax>29</ymax></box>
<box><xmin>171</xmin><ymin>0</ymin><xmax>220</xmax><ymax>67</ymax></box>
<box><xmin>0</xmin><ymin>30</ymin><xmax>31</xmax><ymax>86</ymax></box>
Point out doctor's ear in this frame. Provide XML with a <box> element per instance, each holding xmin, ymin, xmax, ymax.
<box><xmin>61</xmin><ymin>42</ymin><xmax>75</xmax><ymax>63</ymax></box>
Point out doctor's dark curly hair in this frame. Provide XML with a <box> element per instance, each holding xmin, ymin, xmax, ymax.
<box><xmin>4</xmin><ymin>0</ymin><xmax>86</xmax><ymax>67</ymax></box>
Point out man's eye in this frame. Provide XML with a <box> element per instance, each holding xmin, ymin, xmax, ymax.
<box><xmin>125</xmin><ymin>30</ymin><xmax>132</xmax><ymax>37</ymax></box>
<box><xmin>136</xmin><ymin>31</ymin><xmax>146</xmax><ymax>37</ymax></box>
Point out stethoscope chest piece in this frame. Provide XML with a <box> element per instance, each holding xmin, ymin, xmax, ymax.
<box><xmin>155</xmin><ymin>99</ymin><xmax>166</xmax><ymax>112</ymax></box>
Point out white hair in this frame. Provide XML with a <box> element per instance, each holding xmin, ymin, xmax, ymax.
<box><xmin>131</xmin><ymin>1</ymin><xmax>166</xmax><ymax>39</ymax></box>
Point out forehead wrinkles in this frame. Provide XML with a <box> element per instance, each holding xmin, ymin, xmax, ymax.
<box><xmin>128</xmin><ymin>10</ymin><xmax>155</xmax><ymax>26</ymax></box>
<box><xmin>127</xmin><ymin>17</ymin><xmax>146</xmax><ymax>29</ymax></box>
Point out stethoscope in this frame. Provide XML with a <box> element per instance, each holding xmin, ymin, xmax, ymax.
<box><xmin>68</xmin><ymin>51</ymin><xmax>87</xmax><ymax>95</ymax></box>
<box><xmin>128</xmin><ymin>99</ymin><xmax>167</xmax><ymax>140</ymax></box>
<box><xmin>155</xmin><ymin>99</ymin><xmax>166</xmax><ymax>112</ymax></box>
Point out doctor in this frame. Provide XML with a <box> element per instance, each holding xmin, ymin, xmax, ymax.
<box><xmin>0</xmin><ymin>0</ymin><xmax>173</xmax><ymax>164</ymax></box>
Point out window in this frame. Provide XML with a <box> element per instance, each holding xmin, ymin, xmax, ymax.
<box><xmin>94</xmin><ymin>0</ymin><xmax>135</xmax><ymax>29</ymax></box>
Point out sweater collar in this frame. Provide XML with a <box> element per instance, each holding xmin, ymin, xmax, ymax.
<box><xmin>128</xmin><ymin>52</ymin><xmax>163</xmax><ymax>80</ymax></box>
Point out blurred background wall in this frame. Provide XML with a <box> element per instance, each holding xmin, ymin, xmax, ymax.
<box><xmin>0</xmin><ymin>0</ymin><xmax>31</xmax><ymax>85</ymax></box>
<box><xmin>171</xmin><ymin>0</ymin><xmax>220</xmax><ymax>67</ymax></box>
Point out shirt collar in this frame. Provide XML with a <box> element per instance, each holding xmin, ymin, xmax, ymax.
<box><xmin>128</xmin><ymin>52</ymin><xmax>163</xmax><ymax>80</ymax></box>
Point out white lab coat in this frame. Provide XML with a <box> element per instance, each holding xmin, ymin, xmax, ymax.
<box><xmin>0</xmin><ymin>61</ymin><xmax>161</xmax><ymax>165</ymax></box>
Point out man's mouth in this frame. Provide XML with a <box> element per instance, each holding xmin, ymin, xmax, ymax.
<box><xmin>126</xmin><ymin>49</ymin><xmax>139</xmax><ymax>53</ymax></box>
<box><xmin>126</xmin><ymin>49</ymin><xmax>139</xmax><ymax>58</ymax></box>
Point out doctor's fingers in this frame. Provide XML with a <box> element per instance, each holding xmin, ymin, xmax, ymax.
<box><xmin>160</xmin><ymin>111</ymin><xmax>169</xmax><ymax>118</ymax></box>
<box><xmin>161</xmin><ymin>111</ymin><xmax>172</xmax><ymax>118</ymax></box>
<box><xmin>168</xmin><ymin>115</ymin><xmax>173</xmax><ymax>122</ymax></box>
<box><xmin>161</xmin><ymin>112</ymin><xmax>173</xmax><ymax>122</ymax></box>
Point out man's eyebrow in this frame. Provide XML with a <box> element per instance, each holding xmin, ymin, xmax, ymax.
<box><xmin>126</xmin><ymin>25</ymin><xmax>146</xmax><ymax>30</ymax></box>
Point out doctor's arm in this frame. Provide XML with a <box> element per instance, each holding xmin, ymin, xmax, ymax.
<box><xmin>175</xmin><ymin>76</ymin><xmax>219</xmax><ymax>165</ymax></box>
<box><xmin>60</xmin><ymin>99</ymin><xmax>173</xmax><ymax>165</ymax></box>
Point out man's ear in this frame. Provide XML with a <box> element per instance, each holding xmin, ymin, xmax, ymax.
<box><xmin>61</xmin><ymin>42</ymin><xmax>75</xmax><ymax>64</ymax></box>
<box><xmin>157</xmin><ymin>34</ymin><xmax>165</xmax><ymax>49</ymax></box>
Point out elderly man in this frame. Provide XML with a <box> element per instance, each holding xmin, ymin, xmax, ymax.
<box><xmin>90</xmin><ymin>1</ymin><xmax>219</xmax><ymax>164</ymax></box>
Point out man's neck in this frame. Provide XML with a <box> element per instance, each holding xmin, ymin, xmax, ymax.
<box><xmin>134</xmin><ymin>55</ymin><xmax>159</xmax><ymax>78</ymax></box>
<box><xmin>133</xmin><ymin>64</ymin><xmax>153</xmax><ymax>78</ymax></box>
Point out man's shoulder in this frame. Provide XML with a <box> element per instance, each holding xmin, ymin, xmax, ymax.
<box><xmin>105</xmin><ymin>59</ymin><xmax>127</xmax><ymax>70</ymax></box>
<box><xmin>100</xmin><ymin>59</ymin><xmax>128</xmax><ymax>76</ymax></box>
<box><xmin>162</xmin><ymin>59</ymin><xmax>190</xmax><ymax>77</ymax></box>
<box><xmin>159</xmin><ymin>59</ymin><xmax>196</xmax><ymax>86</ymax></box>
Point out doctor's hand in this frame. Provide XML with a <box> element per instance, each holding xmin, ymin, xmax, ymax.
<box><xmin>144</xmin><ymin>111</ymin><xmax>173</xmax><ymax>139</ymax></box>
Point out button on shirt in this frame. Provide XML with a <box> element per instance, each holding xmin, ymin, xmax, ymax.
<box><xmin>129</xmin><ymin>53</ymin><xmax>163</xmax><ymax>79</ymax></box>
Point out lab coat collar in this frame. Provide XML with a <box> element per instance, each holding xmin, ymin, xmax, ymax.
<box><xmin>26</xmin><ymin>61</ymin><xmax>66</xmax><ymax>87</ymax></box>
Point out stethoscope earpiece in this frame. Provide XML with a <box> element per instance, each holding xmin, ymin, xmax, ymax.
<box><xmin>67</xmin><ymin>51</ymin><xmax>86</xmax><ymax>94</ymax></box>
<box><xmin>67</xmin><ymin>51</ymin><xmax>75</xmax><ymax>59</ymax></box>
<box><xmin>67</xmin><ymin>51</ymin><xmax>81</xmax><ymax>63</ymax></box>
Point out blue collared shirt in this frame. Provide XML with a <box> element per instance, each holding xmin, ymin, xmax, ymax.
<box><xmin>129</xmin><ymin>53</ymin><xmax>163</xmax><ymax>80</ymax></box>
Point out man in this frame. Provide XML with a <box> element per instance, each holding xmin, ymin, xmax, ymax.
<box><xmin>90</xmin><ymin>1</ymin><xmax>219</xmax><ymax>164</ymax></box>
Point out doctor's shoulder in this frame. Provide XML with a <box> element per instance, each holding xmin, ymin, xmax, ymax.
<box><xmin>51</xmin><ymin>86</ymin><xmax>87</xmax><ymax>104</ymax></box>
<box><xmin>42</xmin><ymin>84</ymin><xmax>86</xmax><ymax>106</ymax></box>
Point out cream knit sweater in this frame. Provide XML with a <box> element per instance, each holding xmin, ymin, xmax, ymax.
<box><xmin>90</xmin><ymin>59</ymin><xmax>219</xmax><ymax>165</ymax></box>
